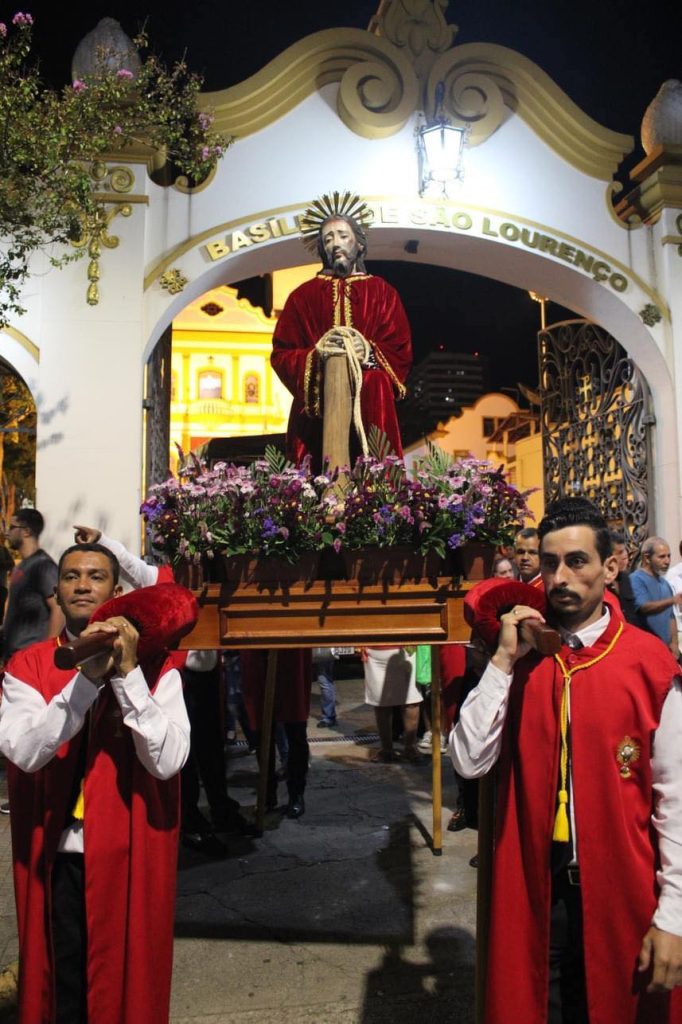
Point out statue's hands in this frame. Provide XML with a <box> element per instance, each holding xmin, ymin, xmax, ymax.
<box><xmin>318</xmin><ymin>328</ymin><xmax>367</xmax><ymax>360</ymax></box>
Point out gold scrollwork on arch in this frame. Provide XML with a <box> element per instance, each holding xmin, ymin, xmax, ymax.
<box><xmin>426</xmin><ymin>64</ymin><xmax>506</xmax><ymax>145</ymax></box>
<box><xmin>337</xmin><ymin>51</ymin><xmax>419</xmax><ymax>140</ymax></box>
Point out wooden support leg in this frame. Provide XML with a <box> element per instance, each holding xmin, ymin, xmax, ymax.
<box><xmin>475</xmin><ymin>771</ymin><xmax>494</xmax><ymax>1023</ymax></box>
<box><xmin>255</xmin><ymin>649</ymin><xmax>278</xmax><ymax>835</ymax></box>
<box><xmin>430</xmin><ymin>646</ymin><xmax>443</xmax><ymax>856</ymax></box>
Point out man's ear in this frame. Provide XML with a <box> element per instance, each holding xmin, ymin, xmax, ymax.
<box><xmin>113</xmin><ymin>584</ymin><xmax>123</xmax><ymax>598</ymax></box>
<box><xmin>603</xmin><ymin>553</ymin><xmax>619</xmax><ymax>586</ymax></box>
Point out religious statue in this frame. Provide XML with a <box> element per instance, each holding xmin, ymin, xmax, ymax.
<box><xmin>271</xmin><ymin>193</ymin><xmax>413</xmax><ymax>468</ymax></box>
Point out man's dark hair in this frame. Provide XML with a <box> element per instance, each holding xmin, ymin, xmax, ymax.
<box><xmin>317</xmin><ymin>214</ymin><xmax>368</xmax><ymax>272</ymax></box>
<box><xmin>58</xmin><ymin>543</ymin><xmax>120</xmax><ymax>585</ymax></box>
<box><xmin>609</xmin><ymin>530</ymin><xmax>626</xmax><ymax>547</ymax></box>
<box><xmin>515</xmin><ymin>527</ymin><xmax>539</xmax><ymax>542</ymax></box>
<box><xmin>14</xmin><ymin>507</ymin><xmax>44</xmax><ymax>538</ymax></box>
<box><xmin>538</xmin><ymin>498</ymin><xmax>611</xmax><ymax>562</ymax></box>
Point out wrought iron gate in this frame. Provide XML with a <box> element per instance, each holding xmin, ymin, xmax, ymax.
<box><xmin>144</xmin><ymin>325</ymin><xmax>172</xmax><ymax>497</ymax></box>
<box><xmin>539</xmin><ymin>319</ymin><xmax>652</xmax><ymax>552</ymax></box>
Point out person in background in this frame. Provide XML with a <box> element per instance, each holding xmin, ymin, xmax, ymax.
<box><xmin>630</xmin><ymin>536</ymin><xmax>681</xmax><ymax>657</ymax></box>
<box><xmin>2</xmin><ymin>508</ymin><xmax>63</xmax><ymax>662</ymax></box>
<box><xmin>513</xmin><ymin>527</ymin><xmax>541</xmax><ymax>586</ymax></box>
<box><xmin>607</xmin><ymin>529</ymin><xmax>638</xmax><ymax>625</ymax></box>
<box><xmin>491</xmin><ymin>555</ymin><xmax>514</xmax><ymax>579</ymax></box>
<box><xmin>361</xmin><ymin>646</ymin><xmax>425</xmax><ymax>764</ymax></box>
<box><xmin>666</xmin><ymin>540</ymin><xmax>682</xmax><ymax>653</ymax></box>
<box><xmin>0</xmin><ymin>535</ymin><xmax>14</xmax><ymax>620</ymax></box>
<box><xmin>313</xmin><ymin>647</ymin><xmax>337</xmax><ymax>728</ymax></box>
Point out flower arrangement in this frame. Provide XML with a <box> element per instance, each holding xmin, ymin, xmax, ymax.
<box><xmin>141</xmin><ymin>435</ymin><xmax>534</xmax><ymax>571</ymax></box>
<box><xmin>141</xmin><ymin>447</ymin><xmax>336</xmax><ymax>567</ymax></box>
<box><xmin>0</xmin><ymin>13</ymin><xmax>229</xmax><ymax>325</ymax></box>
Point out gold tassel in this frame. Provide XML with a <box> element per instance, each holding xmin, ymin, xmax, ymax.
<box><xmin>71</xmin><ymin>783</ymin><xmax>84</xmax><ymax>821</ymax></box>
<box><xmin>553</xmin><ymin>789</ymin><xmax>569</xmax><ymax>842</ymax></box>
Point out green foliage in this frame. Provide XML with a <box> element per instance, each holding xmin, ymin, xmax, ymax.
<box><xmin>0</xmin><ymin>14</ymin><xmax>230</xmax><ymax>326</ymax></box>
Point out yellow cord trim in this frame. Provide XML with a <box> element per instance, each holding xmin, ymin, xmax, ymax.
<box><xmin>372</xmin><ymin>344</ymin><xmax>407</xmax><ymax>400</ymax></box>
<box><xmin>552</xmin><ymin>621</ymin><xmax>624</xmax><ymax>842</ymax></box>
<box><xmin>303</xmin><ymin>348</ymin><xmax>321</xmax><ymax>418</ymax></box>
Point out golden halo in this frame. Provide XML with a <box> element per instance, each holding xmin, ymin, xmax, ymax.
<box><xmin>300</xmin><ymin>191</ymin><xmax>372</xmax><ymax>254</ymax></box>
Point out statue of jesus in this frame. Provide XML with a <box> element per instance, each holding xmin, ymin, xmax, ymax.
<box><xmin>271</xmin><ymin>194</ymin><xmax>413</xmax><ymax>468</ymax></box>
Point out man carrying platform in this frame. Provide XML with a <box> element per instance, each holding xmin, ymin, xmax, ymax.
<box><xmin>0</xmin><ymin>544</ymin><xmax>190</xmax><ymax>1024</ymax></box>
<box><xmin>451</xmin><ymin>497</ymin><xmax>682</xmax><ymax>1024</ymax></box>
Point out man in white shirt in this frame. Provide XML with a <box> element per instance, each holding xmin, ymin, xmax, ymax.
<box><xmin>451</xmin><ymin>498</ymin><xmax>682</xmax><ymax>1024</ymax></box>
<box><xmin>0</xmin><ymin>543</ymin><xmax>190</xmax><ymax>1024</ymax></box>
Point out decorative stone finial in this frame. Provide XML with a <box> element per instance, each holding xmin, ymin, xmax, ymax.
<box><xmin>641</xmin><ymin>80</ymin><xmax>682</xmax><ymax>155</ymax></box>
<box><xmin>71</xmin><ymin>17</ymin><xmax>141</xmax><ymax>81</ymax></box>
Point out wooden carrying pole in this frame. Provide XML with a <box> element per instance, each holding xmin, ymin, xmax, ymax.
<box><xmin>322</xmin><ymin>353</ymin><xmax>353</xmax><ymax>477</ymax></box>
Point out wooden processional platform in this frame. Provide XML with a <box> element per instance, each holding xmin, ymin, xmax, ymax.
<box><xmin>179</xmin><ymin>577</ymin><xmax>474</xmax><ymax>848</ymax></box>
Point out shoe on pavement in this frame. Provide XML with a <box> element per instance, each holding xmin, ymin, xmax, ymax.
<box><xmin>0</xmin><ymin>802</ymin><xmax>9</xmax><ymax>815</ymax></box>
<box><xmin>181</xmin><ymin>830</ymin><xmax>229</xmax><ymax>859</ymax></box>
<box><xmin>286</xmin><ymin>795</ymin><xmax>305</xmax><ymax>819</ymax></box>
<box><xmin>469</xmin><ymin>854</ymin><xmax>479</xmax><ymax>868</ymax></box>
<box><xmin>316</xmin><ymin>719</ymin><xmax>337</xmax><ymax>728</ymax></box>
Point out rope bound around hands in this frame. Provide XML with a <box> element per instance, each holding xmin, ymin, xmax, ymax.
<box><xmin>316</xmin><ymin>327</ymin><xmax>370</xmax><ymax>456</ymax></box>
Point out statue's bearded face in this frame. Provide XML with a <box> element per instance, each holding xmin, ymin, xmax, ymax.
<box><xmin>320</xmin><ymin>218</ymin><xmax>362</xmax><ymax>277</ymax></box>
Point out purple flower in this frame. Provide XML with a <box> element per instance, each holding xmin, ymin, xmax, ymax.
<box><xmin>197</xmin><ymin>112</ymin><xmax>213</xmax><ymax>130</ymax></box>
<box><xmin>72</xmin><ymin>79</ymin><xmax>86</xmax><ymax>93</ymax></box>
<box><xmin>113</xmin><ymin>125</ymin><xmax>123</xmax><ymax>135</ymax></box>
<box><xmin>116</xmin><ymin>68</ymin><xmax>134</xmax><ymax>79</ymax></box>
<box><xmin>201</xmin><ymin>146</ymin><xmax>211</xmax><ymax>160</ymax></box>
<box><xmin>333</xmin><ymin>537</ymin><xmax>342</xmax><ymax>553</ymax></box>
<box><xmin>12</xmin><ymin>12</ymin><xmax>33</xmax><ymax>26</ymax></box>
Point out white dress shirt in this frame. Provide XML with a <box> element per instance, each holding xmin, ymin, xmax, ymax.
<box><xmin>450</xmin><ymin>607</ymin><xmax>682</xmax><ymax>936</ymax></box>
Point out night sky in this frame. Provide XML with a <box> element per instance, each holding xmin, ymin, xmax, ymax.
<box><xmin>24</xmin><ymin>0</ymin><xmax>682</xmax><ymax>392</ymax></box>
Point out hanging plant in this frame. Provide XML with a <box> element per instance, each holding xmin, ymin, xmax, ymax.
<box><xmin>0</xmin><ymin>12</ymin><xmax>230</xmax><ymax>325</ymax></box>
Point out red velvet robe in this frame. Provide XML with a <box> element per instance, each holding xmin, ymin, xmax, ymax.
<box><xmin>486</xmin><ymin>614</ymin><xmax>682</xmax><ymax>1024</ymax></box>
<box><xmin>272</xmin><ymin>273</ymin><xmax>412</xmax><ymax>465</ymax></box>
<box><xmin>6</xmin><ymin>638</ymin><xmax>181</xmax><ymax>1024</ymax></box>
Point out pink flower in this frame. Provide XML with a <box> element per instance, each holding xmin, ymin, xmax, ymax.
<box><xmin>200</xmin><ymin>146</ymin><xmax>211</xmax><ymax>160</ymax></box>
<box><xmin>0</xmin><ymin>23</ymin><xmax>7</xmax><ymax>36</ymax></box>
<box><xmin>72</xmin><ymin>79</ymin><xmax>86</xmax><ymax>93</ymax></box>
<box><xmin>113</xmin><ymin>125</ymin><xmax>123</xmax><ymax>135</ymax></box>
<box><xmin>116</xmin><ymin>68</ymin><xmax>134</xmax><ymax>80</ymax></box>
<box><xmin>197</xmin><ymin>112</ymin><xmax>213</xmax><ymax>130</ymax></box>
<box><xmin>12</xmin><ymin>12</ymin><xmax>33</xmax><ymax>26</ymax></box>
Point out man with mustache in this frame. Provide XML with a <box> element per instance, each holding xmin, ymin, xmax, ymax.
<box><xmin>451</xmin><ymin>497</ymin><xmax>682</xmax><ymax>1024</ymax></box>
<box><xmin>271</xmin><ymin>205</ymin><xmax>412</xmax><ymax>466</ymax></box>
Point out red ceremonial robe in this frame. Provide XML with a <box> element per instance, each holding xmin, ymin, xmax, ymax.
<box><xmin>486</xmin><ymin>614</ymin><xmax>682</xmax><ymax>1024</ymax></box>
<box><xmin>6</xmin><ymin>638</ymin><xmax>181</xmax><ymax>1024</ymax></box>
<box><xmin>272</xmin><ymin>273</ymin><xmax>413</xmax><ymax>465</ymax></box>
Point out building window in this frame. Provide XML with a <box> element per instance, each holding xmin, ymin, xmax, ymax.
<box><xmin>244</xmin><ymin>373</ymin><xmax>259</xmax><ymax>404</ymax></box>
<box><xmin>483</xmin><ymin>417</ymin><xmax>496</xmax><ymax>437</ymax></box>
<box><xmin>198</xmin><ymin>370</ymin><xmax>223</xmax><ymax>399</ymax></box>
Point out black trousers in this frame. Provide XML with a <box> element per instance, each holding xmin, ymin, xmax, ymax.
<box><xmin>51</xmin><ymin>853</ymin><xmax>88</xmax><ymax>1024</ymax></box>
<box><xmin>548</xmin><ymin>875</ymin><xmax>589</xmax><ymax>1024</ymax></box>
<box><xmin>255</xmin><ymin>720</ymin><xmax>309</xmax><ymax>806</ymax></box>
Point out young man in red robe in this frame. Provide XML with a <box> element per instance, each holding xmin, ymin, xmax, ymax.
<box><xmin>451</xmin><ymin>498</ymin><xmax>682</xmax><ymax>1024</ymax></box>
<box><xmin>271</xmin><ymin>205</ymin><xmax>412</xmax><ymax>466</ymax></box>
<box><xmin>0</xmin><ymin>544</ymin><xmax>190</xmax><ymax>1024</ymax></box>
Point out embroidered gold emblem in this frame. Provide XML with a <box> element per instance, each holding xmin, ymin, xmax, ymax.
<box><xmin>616</xmin><ymin>735</ymin><xmax>640</xmax><ymax>778</ymax></box>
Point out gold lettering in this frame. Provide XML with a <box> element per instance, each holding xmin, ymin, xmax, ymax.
<box><xmin>482</xmin><ymin>217</ymin><xmax>498</xmax><ymax>237</ymax></box>
<box><xmin>539</xmin><ymin>236</ymin><xmax>558</xmax><ymax>255</ymax></box>
<box><xmin>500</xmin><ymin>222</ymin><xmax>520</xmax><ymax>242</ymax></box>
<box><xmin>431</xmin><ymin>207</ymin><xmax>450</xmax><ymax>228</ymax></box>
<box><xmin>381</xmin><ymin>206</ymin><xmax>399</xmax><ymax>224</ymax></box>
<box><xmin>294</xmin><ymin>214</ymin><xmax>310</xmax><ymax>231</ymax></box>
<box><xmin>410</xmin><ymin>208</ymin><xmax>429</xmax><ymax>225</ymax></box>
<box><xmin>452</xmin><ymin>212</ymin><xmax>472</xmax><ymax>231</ymax></box>
<box><xmin>557</xmin><ymin>243</ymin><xmax>577</xmax><ymax>263</ymax></box>
<box><xmin>592</xmin><ymin>261</ymin><xmax>609</xmax><ymax>282</ymax></box>
<box><xmin>231</xmin><ymin>231</ymin><xmax>252</xmax><ymax>250</ymax></box>
<box><xmin>248</xmin><ymin>222</ymin><xmax>272</xmax><ymax>243</ymax></box>
<box><xmin>573</xmin><ymin>251</ymin><xmax>593</xmax><ymax>273</ymax></box>
<box><xmin>205</xmin><ymin>240</ymin><xmax>230</xmax><ymax>260</ymax></box>
<box><xmin>520</xmin><ymin>228</ymin><xmax>540</xmax><ymax>248</ymax></box>
<box><xmin>277</xmin><ymin>217</ymin><xmax>298</xmax><ymax>236</ymax></box>
<box><xmin>269</xmin><ymin>218</ymin><xmax>282</xmax><ymax>238</ymax></box>
<box><xmin>610</xmin><ymin>273</ymin><xmax>628</xmax><ymax>293</ymax></box>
